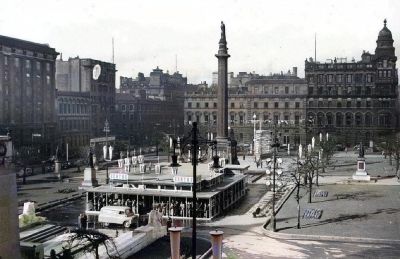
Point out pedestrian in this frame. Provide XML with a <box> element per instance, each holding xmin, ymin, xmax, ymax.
<box><xmin>22</xmin><ymin>169</ymin><xmax>26</xmax><ymax>185</ymax></box>
<box><xmin>345</xmin><ymin>147</ymin><xmax>348</xmax><ymax>153</ymax></box>
<box><xmin>78</xmin><ymin>213</ymin><xmax>83</xmax><ymax>229</ymax></box>
<box><xmin>243</xmin><ymin>154</ymin><xmax>245</xmax><ymax>160</ymax></box>
<box><xmin>50</xmin><ymin>249</ymin><xmax>57</xmax><ymax>259</ymax></box>
<box><xmin>81</xmin><ymin>213</ymin><xmax>87</xmax><ymax>230</ymax></box>
<box><xmin>166</xmin><ymin>217</ymin><xmax>172</xmax><ymax>234</ymax></box>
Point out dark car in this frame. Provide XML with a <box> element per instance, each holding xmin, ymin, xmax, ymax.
<box><xmin>335</xmin><ymin>144</ymin><xmax>345</xmax><ymax>151</ymax></box>
<box><xmin>61</xmin><ymin>161</ymin><xmax>73</xmax><ymax>169</ymax></box>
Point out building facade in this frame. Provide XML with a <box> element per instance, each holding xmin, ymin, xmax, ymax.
<box><xmin>305</xmin><ymin>20</ymin><xmax>398</xmax><ymax>145</ymax></box>
<box><xmin>0</xmin><ymin>35</ymin><xmax>58</xmax><ymax>157</ymax></box>
<box><xmin>184</xmin><ymin>73</ymin><xmax>307</xmax><ymax>147</ymax></box>
<box><xmin>114</xmin><ymin>93</ymin><xmax>183</xmax><ymax>148</ymax></box>
<box><xmin>56</xmin><ymin>57</ymin><xmax>116</xmax><ymax>148</ymax></box>
<box><xmin>120</xmin><ymin>67</ymin><xmax>187</xmax><ymax>100</ymax></box>
<box><xmin>56</xmin><ymin>91</ymin><xmax>91</xmax><ymax>150</ymax></box>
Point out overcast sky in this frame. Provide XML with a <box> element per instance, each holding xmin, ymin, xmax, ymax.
<box><xmin>1</xmin><ymin>0</ymin><xmax>400</xmax><ymax>84</ymax></box>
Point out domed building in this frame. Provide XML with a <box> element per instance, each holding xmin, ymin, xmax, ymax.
<box><xmin>305</xmin><ymin>20</ymin><xmax>398</xmax><ymax>146</ymax></box>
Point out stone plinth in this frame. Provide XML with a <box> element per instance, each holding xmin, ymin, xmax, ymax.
<box><xmin>352</xmin><ymin>157</ymin><xmax>370</xmax><ymax>181</ymax></box>
<box><xmin>81</xmin><ymin>167</ymin><xmax>99</xmax><ymax>187</ymax></box>
<box><xmin>55</xmin><ymin>160</ymin><xmax>62</xmax><ymax>180</ymax></box>
<box><xmin>0</xmin><ymin>169</ymin><xmax>20</xmax><ymax>258</ymax></box>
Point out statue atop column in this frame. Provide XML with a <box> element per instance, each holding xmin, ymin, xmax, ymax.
<box><xmin>220</xmin><ymin>21</ymin><xmax>226</xmax><ymax>41</ymax></box>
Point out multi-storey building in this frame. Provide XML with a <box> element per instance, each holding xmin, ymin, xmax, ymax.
<box><xmin>0</xmin><ymin>35</ymin><xmax>58</xmax><ymax>156</ymax></box>
<box><xmin>305</xmin><ymin>20</ymin><xmax>398</xmax><ymax>145</ymax></box>
<box><xmin>114</xmin><ymin>93</ymin><xmax>183</xmax><ymax>147</ymax></box>
<box><xmin>120</xmin><ymin>67</ymin><xmax>187</xmax><ymax>100</ymax></box>
<box><xmin>211</xmin><ymin>68</ymin><xmax>298</xmax><ymax>88</ymax></box>
<box><xmin>56</xmin><ymin>91</ymin><xmax>90</xmax><ymax>150</ymax></box>
<box><xmin>184</xmin><ymin>72</ymin><xmax>307</xmax><ymax>147</ymax></box>
<box><xmin>56</xmin><ymin>57</ymin><xmax>116</xmax><ymax>147</ymax></box>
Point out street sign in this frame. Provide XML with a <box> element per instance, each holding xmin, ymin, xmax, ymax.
<box><xmin>109</xmin><ymin>173</ymin><xmax>128</xmax><ymax>181</ymax></box>
<box><xmin>90</xmin><ymin>136</ymin><xmax>116</xmax><ymax>144</ymax></box>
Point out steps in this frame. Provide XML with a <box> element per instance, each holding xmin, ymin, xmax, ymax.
<box><xmin>20</xmin><ymin>224</ymin><xmax>67</xmax><ymax>243</ymax></box>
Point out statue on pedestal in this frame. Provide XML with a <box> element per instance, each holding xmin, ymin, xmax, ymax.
<box><xmin>147</xmin><ymin>204</ymin><xmax>163</xmax><ymax>228</ymax></box>
<box><xmin>359</xmin><ymin>142</ymin><xmax>365</xmax><ymax>158</ymax></box>
<box><xmin>55</xmin><ymin>145</ymin><xmax>60</xmax><ymax>161</ymax></box>
<box><xmin>88</xmin><ymin>148</ymin><xmax>94</xmax><ymax>168</ymax></box>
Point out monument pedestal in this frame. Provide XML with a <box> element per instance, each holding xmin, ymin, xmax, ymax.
<box><xmin>55</xmin><ymin>160</ymin><xmax>62</xmax><ymax>180</ymax></box>
<box><xmin>81</xmin><ymin>167</ymin><xmax>99</xmax><ymax>187</ymax></box>
<box><xmin>352</xmin><ymin>158</ymin><xmax>370</xmax><ymax>181</ymax></box>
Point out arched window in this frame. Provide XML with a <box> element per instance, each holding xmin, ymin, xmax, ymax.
<box><xmin>365</xmin><ymin>113</ymin><xmax>372</xmax><ymax>127</ymax></box>
<box><xmin>355</xmin><ymin>113</ymin><xmax>362</xmax><ymax>126</ymax></box>
<box><xmin>345</xmin><ymin>113</ymin><xmax>353</xmax><ymax>126</ymax></box>
<box><xmin>336</xmin><ymin>113</ymin><xmax>343</xmax><ymax>127</ymax></box>
<box><xmin>326</xmin><ymin>113</ymin><xmax>333</xmax><ymax>126</ymax></box>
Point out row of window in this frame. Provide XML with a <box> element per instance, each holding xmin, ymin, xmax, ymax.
<box><xmin>309</xmin><ymin>73</ymin><xmax>376</xmax><ymax>84</ymax></box>
<box><xmin>59</xmin><ymin>119</ymin><xmax>90</xmax><ymax>131</ymax></box>
<box><xmin>186</xmin><ymin>114</ymin><xmax>302</xmax><ymax>126</ymax></box>
<box><xmin>3</xmin><ymin>71</ymin><xmax>52</xmax><ymax>84</ymax></box>
<box><xmin>253</xmin><ymin>102</ymin><xmax>301</xmax><ymax>109</ymax></box>
<box><xmin>251</xmin><ymin>85</ymin><xmax>303</xmax><ymax>95</ymax></box>
<box><xmin>59</xmin><ymin>103</ymin><xmax>90</xmax><ymax>114</ymax></box>
<box><xmin>187</xmin><ymin>102</ymin><xmax>218</xmax><ymax>109</ymax></box>
<box><xmin>308</xmin><ymin>85</ymin><xmax>374</xmax><ymax>95</ymax></box>
<box><xmin>120</xmin><ymin>104</ymin><xmax>135</xmax><ymax>111</ymax></box>
<box><xmin>187</xmin><ymin>101</ymin><xmax>302</xmax><ymax>109</ymax></box>
<box><xmin>308</xmin><ymin>112</ymin><xmax>392</xmax><ymax>127</ymax></box>
<box><xmin>3</xmin><ymin>56</ymin><xmax>52</xmax><ymax>72</ymax></box>
<box><xmin>308</xmin><ymin>99</ymin><xmax>392</xmax><ymax>108</ymax></box>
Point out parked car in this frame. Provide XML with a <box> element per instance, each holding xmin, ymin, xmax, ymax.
<box><xmin>17</xmin><ymin>167</ymin><xmax>33</xmax><ymax>178</ymax></box>
<box><xmin>335</xmin><ymin>144</ymin><xmax>345</xmax><ymax>151</ymax></box>
<box><xmin>98</xmin><ymin>206</ymin><xmax>136</xmax><ymax>228</ymax></box>
<box><xmin>61</xmin><ymin>161</ymin><xmax>73</xmax><ymax>169</ymax></box>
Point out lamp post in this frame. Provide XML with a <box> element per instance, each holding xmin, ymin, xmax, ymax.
<box><xmin>266</xmin><ymin>140</ymin><xmax>283</xmax><ymax>232</ymax></box>
<box><xmin>174</xmin><ymin>122</ymin><xmax>219</xmax><ymax>259</ymax></box>
<box><xmin>103</xmin><ymin>119</ymin><xmax>110</xmax><ymax>160</ymax></box>
<box><xmin>264</xmin><ymin>120</ymin><xmax>289</xmax><ymax>232</ymax></box>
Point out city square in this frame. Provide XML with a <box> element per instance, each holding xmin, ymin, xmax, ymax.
<box><xmin>1</xmin><ymin>1</ymin><xmax>400</xmax><ymax>258</ymax></box>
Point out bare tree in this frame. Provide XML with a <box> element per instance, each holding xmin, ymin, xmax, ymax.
<box><xmin>302</xmin><ymin>150</ymin><xmax>320</xmax><ymax>203</ymax></box>
<box><xmin>378</xmin><ymin>133</ymin><xmax>400</xmax><ymax>177</ymax></box>
<box><xmin>317</xmin><ymin>137</ymin><xmax>336</xmax><ymax>186</ymax></box>
<box><xmin>64</xmin><ymin>228</ymin><xmax>120</xmax><ymax>259</ymax></box>
<box><xmin>288</xmin><ymin>157</ymin><xmax>307</xmax><ymax>229</ymax></box>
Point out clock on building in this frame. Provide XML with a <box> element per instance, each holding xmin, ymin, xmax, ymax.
<box><xmin>92</xmin><ymin>64</ymin><xmax>102</xmax><ymax>80</ymax></box>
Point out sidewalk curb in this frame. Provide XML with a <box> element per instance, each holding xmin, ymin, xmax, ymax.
<box><xmin>262</xmin><ymin>184</ymin><xmax>296</xmax><ymax>223</ymax></box>
<box><xmin>261</xmin><ymin>226</ymin><xmax>400</xmax><ymax>245</ymax></box>
<box><xmin>36</xmin><ymin>192</ymin><xmax>85</xmax><ymax>212</ymax></box>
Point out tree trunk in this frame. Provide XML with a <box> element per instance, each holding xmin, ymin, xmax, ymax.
<box><xmin>308</xmin><ymin>175</ymin><xmax>312</xmax><ymax>203</ymax></box>
<box><xmin>296</xmin><ymin>183</ymin><xmax>301</xmax><ymax>229</ymax></box>
<box><xmin>95</xmin><ymin>245</ymin><xmax>99</xmax><ymax>259</ymax></box>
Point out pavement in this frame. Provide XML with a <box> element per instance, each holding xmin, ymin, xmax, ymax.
<box><xmin>16</xmin><ymin>152</ymin><xmax>400</xmax><ymax>258</ymax></box>
<box><xmin>200</xmin><ymin>152</ymin><xmax>400</xmax><ymax>258</ymax></box>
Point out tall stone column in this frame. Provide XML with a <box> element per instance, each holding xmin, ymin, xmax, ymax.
<box><xmin>215</xmin><ymin>21</ymin><xmax>230</xmax><ymax>140</ymax></box>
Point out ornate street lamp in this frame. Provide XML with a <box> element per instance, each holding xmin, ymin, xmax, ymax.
<box><xmin>175</xmin><ymin>122</ymin><xmax>219</xmax><ymax>259</ymax></box>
